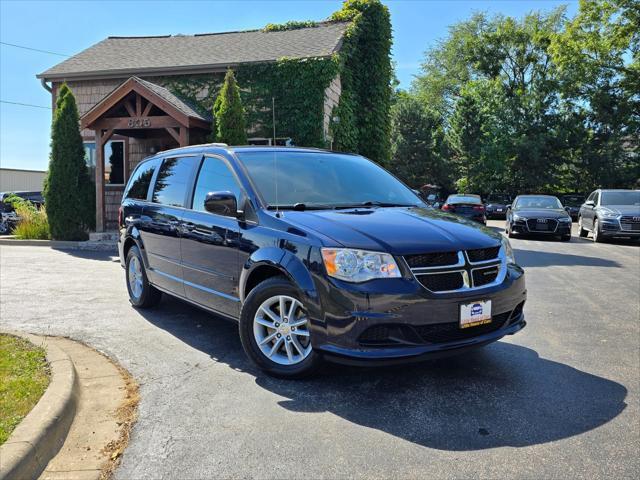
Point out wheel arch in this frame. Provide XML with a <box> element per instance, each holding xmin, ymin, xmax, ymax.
<box><xmin>239</xmin><ymin>247</ymin><xmax>319</xmax><ymax>309</ymax></box>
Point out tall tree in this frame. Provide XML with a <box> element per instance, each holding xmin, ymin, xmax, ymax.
<box><xmin>390</xmin><ymin>95</ymin><xmax>450</xmax><ymax>189</ymax></box>
<box><xmin>214</xmin><ymin>70</ymin><xmax>247</xmax><ymax>145</ymax></box>
<box><xmin>44</xmin><ymin>84</ymin><xmax>94</xmax><ymax>240</ymax></box>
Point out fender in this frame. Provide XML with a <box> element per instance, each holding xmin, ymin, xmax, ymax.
<box><xmin>121</xmin><ymin>225</ymin><xmax>149</xmax><ymax>269</ymax></box>
<box><xmin>239</xmin><ymin>247</ymin><xmax>320</xmax><ymax>310</ymax></box>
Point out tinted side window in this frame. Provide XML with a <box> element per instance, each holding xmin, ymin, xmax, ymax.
<box><xmin>587</xmin><ymin>192</ymin><xmax>596</xmax><ymax>202</ymax></box>
<box><xmin>191</xmin><ymin>156</ymin><xmax>242</xmax><ymax>212</ymax></box>
<box><xmin>152</xmin><ymin>156</ymin><xmax>198</xmax><ymax>207</ymax></box>
<box><xmin>124</xmin><ymin>158</ymin><xmax>159</xmax><ymax>200</ymax></box>
<box><xmin>593</xmin><ymin>192</ymin><xmax>600</xmax><ymax>205</ymax></box>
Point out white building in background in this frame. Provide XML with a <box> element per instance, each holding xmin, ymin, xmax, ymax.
<box><xmin>0</xmin><ymin>168</ymin><xmax>46</xmax><ymax>192</ymax></box>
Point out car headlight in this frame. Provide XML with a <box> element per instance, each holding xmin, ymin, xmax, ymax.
<box><xmin>600</xmin><ymin>211</ymin><xmax>620</xmax><ymax>219</ymax></box>
<box><xmin>512</xmin><ymin>214</ymin><xmax>527</xmax><ymax>221</ymax></box>
<box><xmin>502</xmin><ymin>237</ymin><xmax>516</xmax><ymax>265</ymax></box>
<box><xmin>558</xmin><ymin>217</ymin><xmax>572</xmax><ymax>223</ymax></box>
<box><xmin>321</xmin><ymin>248</ymin><xmax>401</xmax><ymax>282</ymax></box>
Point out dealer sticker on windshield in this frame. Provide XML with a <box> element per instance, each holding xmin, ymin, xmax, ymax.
<box><xmin>460</xmin><ymin>300</ymin><xmax>492</xmax><ymax>329</ymax></box>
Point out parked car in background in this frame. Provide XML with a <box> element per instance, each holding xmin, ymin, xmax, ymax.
<box><xmin>578</xmin><ymin>189</ymin><xmax>640</xmax><ymax>242</ymax></box>
<box><xmin>118</xmin><ymin>145</ymin><xmax>526</xmax><ymax>378</ymax></box>
<box><xmin>485</xmin><ymin>193</ymin><xmax>512</xmax><ymax>219</ymax></box>
<box><xmin>0</xmin><ymin>191</ymin><xmax>44</xmax><ymax>234</ymax></box>
<box><xmin>506</xmin><ymin>195</ymin><xmax>572</xmax><ymax>241</ymax></box>
<box><xmin>441</xmin><ymin>194</ymin><xmax>486</xmax><ymax>224</ymax></box>
<box><xmin>560</xmin><ymin>194</ymin><xmax>585</xmax><ymax>221</ymax></box>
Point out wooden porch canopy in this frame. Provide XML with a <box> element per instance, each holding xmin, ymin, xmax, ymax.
<box><xmin>80</xmin><ymin>76</ymin><xmax>211</xmax><ymax>231</ymax></box>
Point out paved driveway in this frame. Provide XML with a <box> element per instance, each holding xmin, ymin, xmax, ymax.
<box><xmin>1</xmin><ymin>222</ymin><xmax>638</xmax><ymax>479</ymax></box>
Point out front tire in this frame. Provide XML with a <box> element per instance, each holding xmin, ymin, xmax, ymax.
<box><xmin>126</xmin><ymin>246</ymin><xmax>162</xmax><ymax>308</ymax></box>
<box><xmin>239</xmin><ymin>277</ymin><xmax>322</xmax><ymax>378</ymax></box>
<box><xmin>593</xmin><ymin>218</ymin><xmax>604</xmax><ymax>243</ymax></box>
<box><xmin>561</xmin><ymin>234</ymin><xmax>571</xmax><ymax>242</ymax></box>
<box><xmin>578</xmin><ymin>216</ymin><xmax>588</xmax><ymax>237</ymax></box>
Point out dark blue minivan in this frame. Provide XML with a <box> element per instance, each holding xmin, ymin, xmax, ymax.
<box><xmin>119</xmin><ymin>145</ymin><xmax>526</xmax><ymax>378</ymax></box>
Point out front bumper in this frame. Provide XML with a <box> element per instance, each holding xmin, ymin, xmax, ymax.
<box><xmin>599</xmin><ymin>218</ymin><xmax>640</xmax><ymax>237</ymax></box>
<box><xmin>511</xmin><ymin>219</ymin><xmax>571</xmax><ymax>235</ymax></box>
<box><xmin>309</xmin><ymin>264</ymin><xmax>526</xmax><ymax>365</ymax></box>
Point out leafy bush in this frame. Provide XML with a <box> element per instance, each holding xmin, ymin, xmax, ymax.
<box><xmin>6</xmin><ymin>196</ymin><xmax>50</xmax><ymax>240</ymax></box>
<box><xmin>263</xmin><ymin>21</ymin><xmax>318</xmax><ymax>32</ymax></box>
<box><xmin>44</xmin><ymin>83</ymin><xmax>94</xmax><ymax>240</ymax></box>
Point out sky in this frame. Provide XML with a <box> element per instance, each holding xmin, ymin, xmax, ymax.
<box><xmin>0</xmin><ymin>0</ymin><xmax>577</xmax><ymax>172</ymax></box>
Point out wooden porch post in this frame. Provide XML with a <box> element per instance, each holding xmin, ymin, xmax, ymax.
<box><xmin>95</xmin><ymin>129</ymin><xmax>105</xmax><ymax>232</ymax></box>
<box><xmin>179</xmin><ymin>127</ymin><xmax>189</xmax><ymax>147</ymax></box>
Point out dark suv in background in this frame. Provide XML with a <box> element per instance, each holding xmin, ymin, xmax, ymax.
<box><xmin>578</xmin><ymin>189</ymin><xmax>640</xmax><ymax>242</ymax></box>
<box><xmin>119</xmin><ymin>145</ymin><xmax>526</xmax><ymax>378</ymax></box>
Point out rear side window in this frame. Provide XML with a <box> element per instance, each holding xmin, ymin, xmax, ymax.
<box><xmin>124</xmin><ymin>158</ymin><xmax>159</xmax><ymax>200</ymax></box>
<box><xmin>152</xmin><ymin>156</ymin><xmax>198</xmax><ymax>207</ymax></box>
<box><xmin>191</xmin><ymin>156</ymin><xmax>242</xmax><ymax>212</ymax></box>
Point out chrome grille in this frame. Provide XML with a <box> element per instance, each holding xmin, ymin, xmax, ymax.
<box><xmin>620</xmin><ymin>216</ymin><xmax>640</xmax><ymax>231</ymax></box>
<box><xmin>526</xmin><ymin>218</ymin><xmax>558</xmax><ymax>232</ymax></box>
<box><xmin>415</xmin><ymin>271</ymin><xmax>465</xmax><ymax>292</ymax></box>
<box><xmin>404</xmin><ymin>251</ymin><xmax>458</xmax><ymax>268</ymax></box>
<box><xmin>404</xmin><ymin>245</ymin><xmax>505</xmax><ymax>293</ymax></box>
<box><xmin>472</xmin><ymin>265</ymin><xmax>500</xmax><ymax>287</ymax></box>
<box><xmin>467</xmin><ymin>246</ymin><xmax>500</xmax><ymax>263</ymax></box>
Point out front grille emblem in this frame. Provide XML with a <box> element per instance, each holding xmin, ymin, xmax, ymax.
<box><xmin>633</xmin><ymin>216</ymin><xmax>640</xmax><ymax>222</ymax></box>
<box><xmin>537</xmin><ymin>218</ymin><xmax>548</xmax><ymax>223</ymax></box>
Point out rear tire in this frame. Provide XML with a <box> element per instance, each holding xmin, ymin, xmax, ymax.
<box><xmin>239</xmin><ymin>277</ymin><xmax>323</xmax><ymax>378</ymax></box>
<box><xmin>578</xmin><ymin>217</ymin><xmax>588</xmax><ymax>237</ymax></box>
<box><xmin>126</xmin><ymin>246</ymin><xmax>162</xmax><ymax>308</ymax></box>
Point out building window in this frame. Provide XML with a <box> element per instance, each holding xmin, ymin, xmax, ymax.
<box><xmin>83</xmin><ymin>140</ymin><xmax>126</xmax><ymax>185</ymax></box>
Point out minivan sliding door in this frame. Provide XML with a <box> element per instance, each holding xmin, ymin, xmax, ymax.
<box><xmin>139</xmin><ymin>155</ymin><xmax>198</xmax><ymax>297</ymax></box>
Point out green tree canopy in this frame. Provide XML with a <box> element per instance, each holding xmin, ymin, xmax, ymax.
<box><xmin>390</xmin><ymin>95</ymin><xmax>450</xmax><ymax>190</ymax></box>
<box><xmin>44</xmin><ymin>84</ymin><xmax>95</xmax><ymax>240</ymax></box>
<box><xmin>214</xmin><ymin>70</ymin><xmax>248</xmax><ymax>145</ymax></box>
<box><xmin>403</xmin><ymin>0</ymin><xmax>639</xmax><ymax>195</ymax></box>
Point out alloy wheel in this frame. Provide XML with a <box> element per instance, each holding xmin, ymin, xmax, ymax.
<box><xmin>128</xmin><ymin>256</ymin><xmax>144</xmax><ymax>300</ymax></box>
<box><xmin>253</xmin><ymin>295</ymin><xmax>312</xmax><ymax>366</ymax></box>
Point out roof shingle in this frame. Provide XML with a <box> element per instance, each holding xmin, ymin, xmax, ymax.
<box><xmin>38</xmin><ymin>22</ymin><xmax>348</xmax><ymax>80</ymax></box>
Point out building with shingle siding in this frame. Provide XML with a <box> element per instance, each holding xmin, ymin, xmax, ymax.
<box><xmin>37</xmin><ymin>22</ymin><xmax>347</xmax><ymax>231</ymax></box>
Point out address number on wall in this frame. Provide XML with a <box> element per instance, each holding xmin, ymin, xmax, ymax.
<box><xmin>127</xmin><ymin>118</ymin><xmax>151</xmax><ymax>128</ymax></box>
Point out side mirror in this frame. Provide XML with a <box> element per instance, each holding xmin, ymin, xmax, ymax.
<box><xmin>584</xmin><ymin>200</ymin><xmax>595</xmax><ymax>207</ymax></box>
<box><xmin>506</xmin><ymin>204</ymin><xmax>512</xmax><ymax>209</ymax></box>
<box><xmin>204</xmin><ymin>191</ymin><xmax>239</xmax><ymax>217</ymax></box>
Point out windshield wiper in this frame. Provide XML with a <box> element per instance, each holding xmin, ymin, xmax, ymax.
<box><xmin>267</xmin><ymin>203</ymin><xmax>333</xmax><ymax>211</ymax></box>
<box><xmin>358</xmin><ymin>201</ymin><xmax>417</xmax><ymax>208</ymax></box>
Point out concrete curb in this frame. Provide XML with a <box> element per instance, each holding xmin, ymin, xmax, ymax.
<box><xmin>0</xmin><ymin>238</ymin><xmax>116</xmax><ymax>252</ymax></box>
<box><xmin>0</xmin><ymin>333</ymin><xmax>79</xmax><ymax>480</ymax></box>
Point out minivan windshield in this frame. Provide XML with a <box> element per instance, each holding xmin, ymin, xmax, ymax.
<box><xmin>601</xmin><ymin>191</ymin><xmax>640</xmax><ymax>206</ymax></box>
<box><xmin>515</xmin><ymin>196</ymin><xmax>562</xmax><ymax>209</ymax></box>
<box><xmin>236</xmin><ymin>151</ymin><xmax>420</xmax><ymax>209</ymax></box>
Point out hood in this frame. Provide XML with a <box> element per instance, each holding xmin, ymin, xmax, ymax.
<box><xmin>278</xmin><ymin>207</ymin><xmax>501</xmax><ymax>255</ymax></box>
<box><xmin>598</xmin><ymin>205</ymin><xmax>640</xmax><ymax>216</ymax></box>
<box><xmin>513</xmin><ymin>208</ymin><xmax>569</xmax><ymax>219</ymax></box>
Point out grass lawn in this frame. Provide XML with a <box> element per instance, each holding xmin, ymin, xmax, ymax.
<box><xmin>0</xmin><ymin>334</ymin><xmax>50</xmax><ymax>444</ymax></box>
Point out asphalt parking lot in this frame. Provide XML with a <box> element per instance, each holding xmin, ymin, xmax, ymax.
<box><xmin>1</xmin><ymin>220</ymin><xmax>638</xmax><ymax>479</ymax></box>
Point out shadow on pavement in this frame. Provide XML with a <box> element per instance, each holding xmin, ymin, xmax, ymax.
<box><xmin>513</xmin><ymin>248</ymin><xmax>621</xmax><ymax>268</ymax></box>
<box><xmin>52</xmin><ymin>248</ymin><xmax>119</xmax><ymax>262</ymax></box>
<box><xmin>138</xmin><ymin>296</ymin><xmax>628</xmax><ymax>452</ymax></box>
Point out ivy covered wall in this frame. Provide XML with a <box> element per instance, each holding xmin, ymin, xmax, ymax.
<box><xmin>153</xmin><ymin>0</ymin><xmax>392</xmax><ymax>162</ymax></box>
